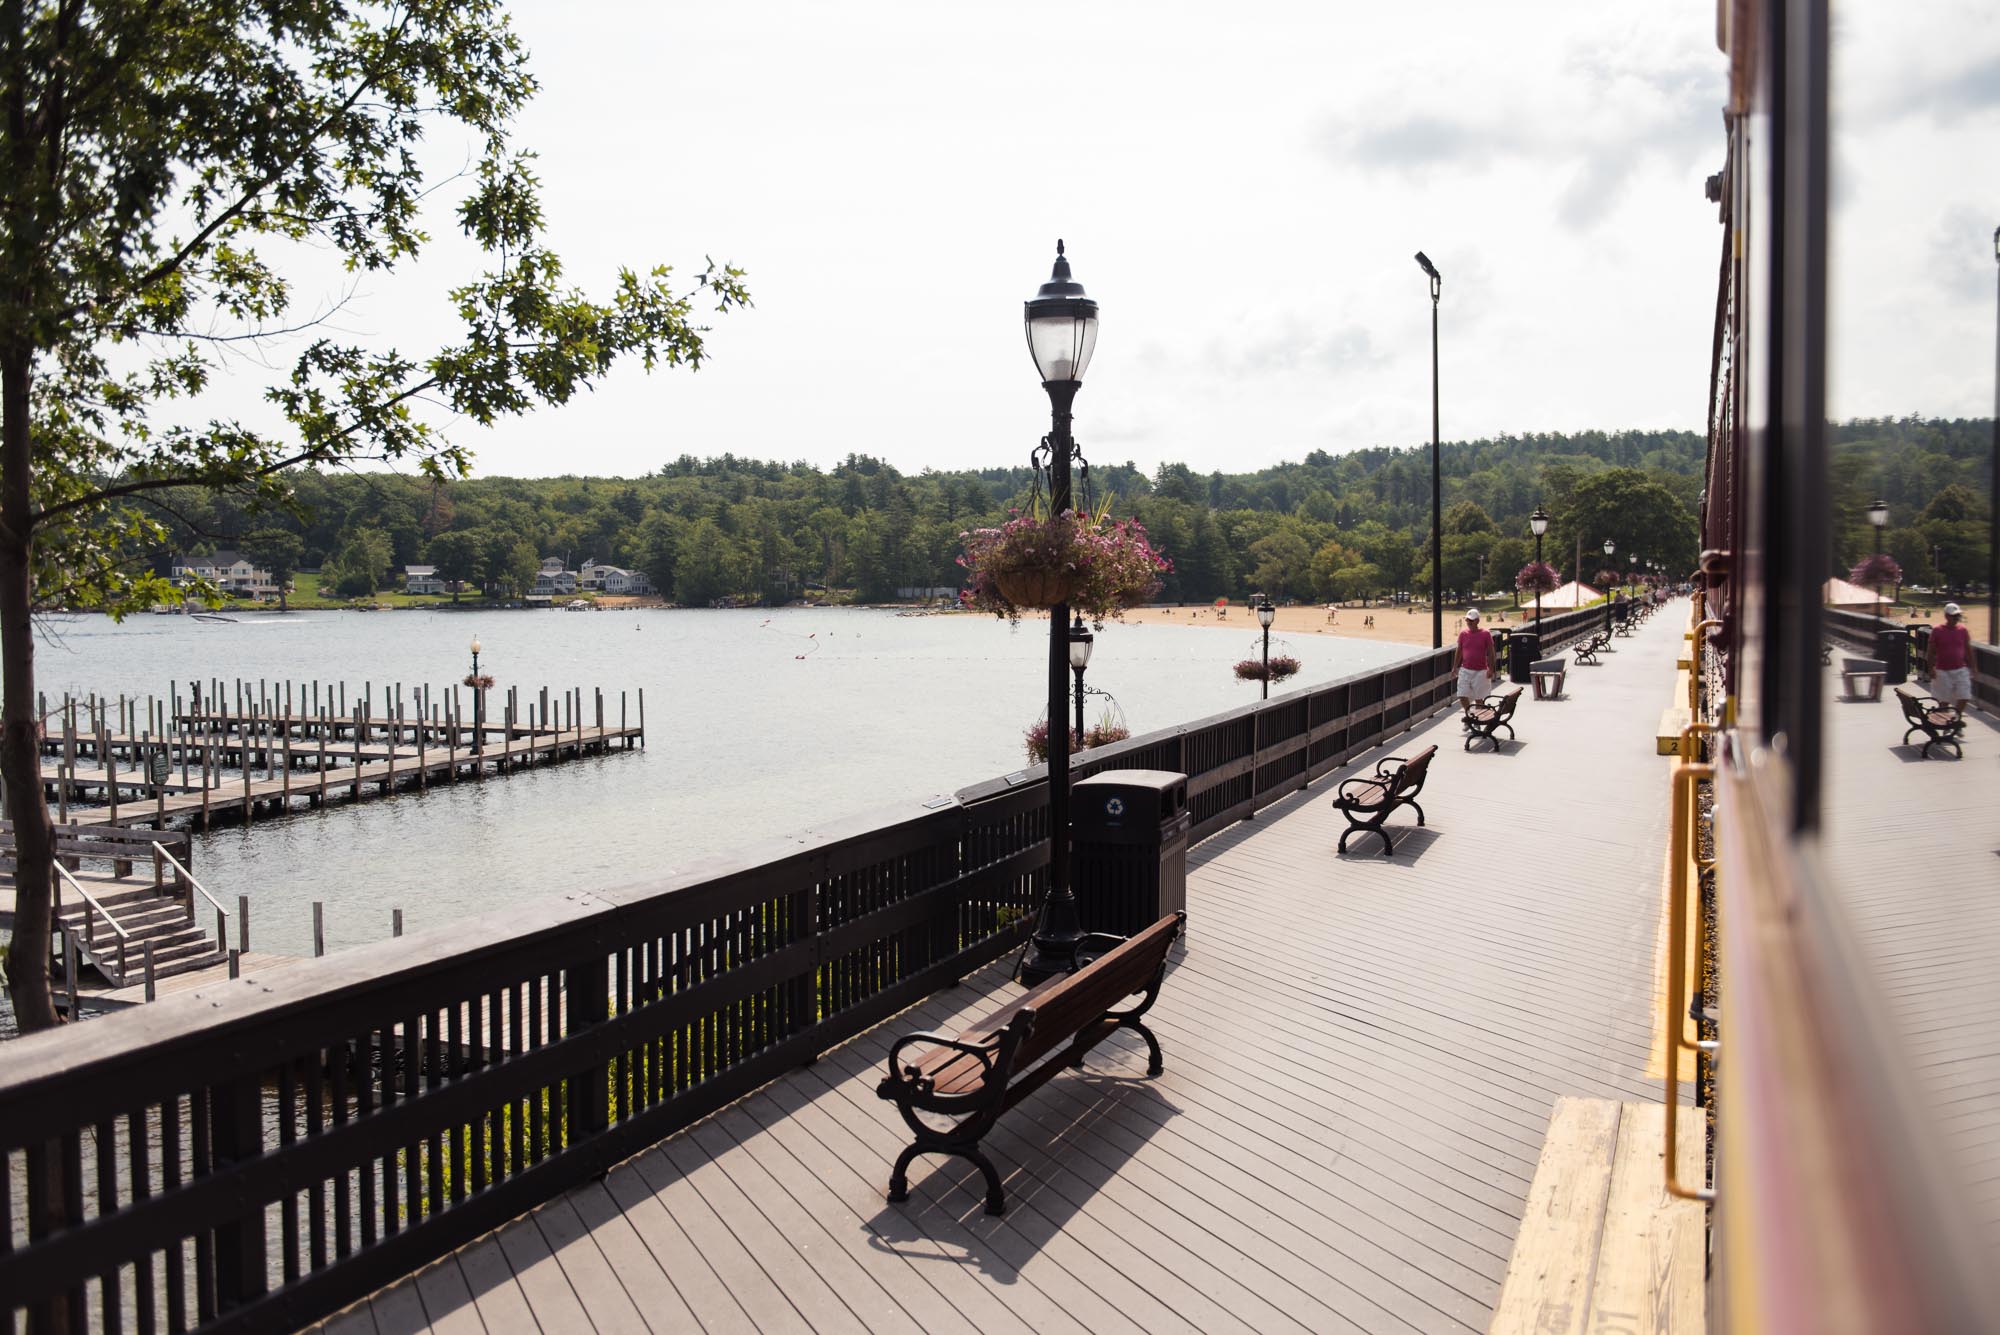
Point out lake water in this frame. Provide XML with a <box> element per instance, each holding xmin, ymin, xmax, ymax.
<box><xmin>13</xmin><ymin>607</ymin><xmax>1415</xmax><ymax>961</ymax></box>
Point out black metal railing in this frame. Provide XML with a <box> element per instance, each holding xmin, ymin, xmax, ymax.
<box><xmin>0</xmin><ymin>645</ymin><xmax>1466</xmax><ymax>1334</ymax></box>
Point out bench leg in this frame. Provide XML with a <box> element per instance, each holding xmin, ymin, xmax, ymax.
<box><xmin>1407</xmin><ymin>800</ymin><xmax>1425</xmax><ymax>827</ymax></box>
<box><xmin>889</xmin><ymin>1142</ymin><xmax>1008</xmax><ymax>1216</ymax></box>
<box><xmin>1127</xmin><ymin>1018</ymin><xmax>1164</xmax><ymax>1076</ymax></box>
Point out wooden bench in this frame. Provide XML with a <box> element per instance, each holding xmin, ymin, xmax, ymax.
<box><xmin>1331</xmin><ymin>745</ymin><xmax>1436</xmax><ymax>855</ymax></box>
<box><xmin>1894</xmin><ymin>686</ymin><xmax>1963</xmax><ymax>759</ymax></box>
<box><xmin>1574</xmin><ymin>632</ymin><xmax>1611</xmax><ymax>665</ymax></box>
<box><xmin>1841</xmin><ymin>657</ymin><xmax>1886</xmax><ymax>702</ymax></box>
<box><xmin>875</xmin><ymin>910</ymin><xmax>1185</xmax><ymax>1215</ymax></box>
<box><xmin>1530</xmin><ymin>657</ymin><xmax>1567</xmax><ymax>700</ymax></box>
<box><xmin>1465</xmin><ymin>688</ymin><xmax>1523</xmax><ymax>750</ymax></box>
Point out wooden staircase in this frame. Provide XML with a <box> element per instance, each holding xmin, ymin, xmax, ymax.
<box><xmin>53</xmin><ymin>883</ymin><xmax>226</xmax><ymax>986</ymax></box>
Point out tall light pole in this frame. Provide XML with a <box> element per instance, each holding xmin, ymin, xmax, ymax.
<box><xmin>1475</xmin><ymin>553</ymin><xmax>1488</xmax><ymax>602</ymax></box>
<box><xmin>1019</xmin><ymin>240</ymin><xmax>1099</xmax><ymax>984</ymax></box>
<box><xmin>469</xmin><ymin>637</ymin><xmax>484</xmax><ymax>755</ymax></box>
<box><xmin>1868</xmin><ymin>498</ymin><xmax>1889</xmax><ymax>622</ymax></box>
<box><xmin>1416</xmin><ymin>251</ymin><xmax>1443</xmax><ymax>650</ymax></box>
<box><xmin>1529</xmin><ymin>506</ymin><xmax>1549</xmax><ymax>633</ymax></box>
<box><xmin>1069</xmin><ymin>613</ymin><xmax>1093</xmax><ymax>740</ymax></box>
<box><xmin>1256</xmin><ymin>594</ymin><xmax>1276</xmax><ymax>700</ymax></box>
<box><xmin>1602</xmin><ymin>537</ymin><xmax>1616</xmax><ymax>632</ymax></box>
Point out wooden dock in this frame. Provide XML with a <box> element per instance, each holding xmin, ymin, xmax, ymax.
<box><xmin>323</xmin><ymin>613</ymin><xmax>1698</xmax><ymax>1334</ymax></box>
<box><xmin>24</xmin><ymin>675</ymin><xmax>645</xmax><ymax>830</ymax></box>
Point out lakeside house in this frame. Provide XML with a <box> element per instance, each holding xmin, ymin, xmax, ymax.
<box><xmin>403</xmin><ymin>564</ymin><xmax>452</xmax><ymax>596</ymax></box>
<box><xmin>532</xmin><ymin>557</ymin><xmax>577</xmax><ymax>596</ymax></box>
<box><xmin>169</xmin><ymin>550</ymin><xmax>280</xmax><ymax>600</ymax></box>
<box><xmin>579</xmin><ymin>560</ymin><xmax>655</xmax><ymax>595</ymax></box>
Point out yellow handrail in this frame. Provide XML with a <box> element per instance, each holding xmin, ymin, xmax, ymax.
<box><xmin>1665</xmin><ymin>720</ymin><xmax>1716</xmax><ymax>1202</ymax></box>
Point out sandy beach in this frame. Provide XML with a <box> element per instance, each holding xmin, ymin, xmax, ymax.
<box><xmin>1114</xmin><ymin>600</ymin><xmax>1548</xmax><ymax>647</ymax></box>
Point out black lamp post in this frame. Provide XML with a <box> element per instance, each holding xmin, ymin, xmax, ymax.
<box><xmin>1529</xmin><ymin>506</ymin><xmax>1549</xmax><ymax>632</ymax></box>
<box><xmin>1256</xmin><ymin>594</ymin><xmax>1276</xmax><ymax>700</ymax></box>
<box><xmin>1069</xmin><ymin>613</ymin><xmax>1093</xmax><ymax>740</ymax></box>
<box><xmin>1416</xmin><ymin>252</ymin><xmax>1443</xmax><ymax>650</ymax></box>
<box><xmin>1018</xmin><ymin>240</ymin><xmax>1099</xmax><ymax>985</ymax></box>
<box><xmin>1868</xmin><ymin>498</ymin><xmax>1889</xmax><ymax>621</ymax></box>
<box><xmin>469</xmin><ymin>637</ymin><xmax>484</xmax><ymax>755</ymax></box>
<box><xmin>1602</xmin><ymin>538</ymin><xmax>1616</xmax><ymax>631</ymax></box>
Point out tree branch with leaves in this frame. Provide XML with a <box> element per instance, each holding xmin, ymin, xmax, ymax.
<box><xmin>0</xmin><ymin>0</ymin><xmax>747</xmax><ymax>1033</ymax></box>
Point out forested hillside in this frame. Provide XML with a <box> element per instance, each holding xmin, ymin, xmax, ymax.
<box><xmin>141</xmin><ymin>419</ymin><xmax>1990</xmax><ymax>606</ymax></box>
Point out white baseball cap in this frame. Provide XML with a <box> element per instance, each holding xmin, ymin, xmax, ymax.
<box><xmin>1464</xmin><ymin>608</ymin><xmax>1480</xmax><ymax>622</ymax></box>
<box><xmin>1943</xmin><ymin>602</ymin><xmax>1961</xmax><ymax>616</ymax></box>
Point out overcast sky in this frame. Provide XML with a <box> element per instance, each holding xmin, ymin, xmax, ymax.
<box><xmin>305</xmin><ymin>1</ymin><xmax>2000</xmax><ymax>480</ymax></box>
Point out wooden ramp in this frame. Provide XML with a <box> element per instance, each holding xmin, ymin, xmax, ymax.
<box><xmin>1489</xmin><ymin>1098</ymin><xmax>1705</xmax><ymax>1335</ymax></box>
<box><xmin>323</xmin><ymin>612</ymin><xmax>1697</xmax><ymax>1334</ymax></box>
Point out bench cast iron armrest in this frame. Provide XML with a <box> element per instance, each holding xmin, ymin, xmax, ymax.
<box><xmin>883</xmin><ymin>1030</ymin><xmax>1002</xmax><ymax>1096</ymax></box>
<box><xmin>1336</xmin><ymin>776</ymin><xmax>1388</xmax><ymax>806</ymax></box>
<box><xmin>1374</xmin><ymin>754</ymin><xmax>1412</xmax><ymax>777</ymax></box>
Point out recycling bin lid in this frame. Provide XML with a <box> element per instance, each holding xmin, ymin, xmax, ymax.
<box><xmin>1075</xmin><ymin>769</ymin><xmax>1185</xmax><ymax>792</ymax></box>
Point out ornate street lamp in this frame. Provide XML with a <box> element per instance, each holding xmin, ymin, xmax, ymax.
<box><xmin>1019</xmin><ymin>240</ymin><xmax>1099</xmax><ymax>984</ymax></box>
<box><xmin>1602</xmin><ymin>538</ymin><xmax>1617</xmax><ymax>631</ymax></box>
<box><xmin>1256</xmin><ymin>594</ymin><xmax>1277</xmax><ymax>700</ymax></box>
<box><xmin>1529</xmin><ymin>506</ymin><xmax>1549</xmax><ymax>632</ymax></box>
<box><xmin>1416</xmin><ymin>252</ymin><xmax>1443</xmax><ymax>650</ymax></box>
<box><xmin>1868</xmin><ymin>499</ymin><xmax>1889</xmax><ymax>620</ymax></box>
<box><xmin>1069</xmin><ymin>613</ymin><xmax>1094</xmax><ymax>740</ymax></box>
<box><xmin>469</xmin><ymin>637</ymin><xmax>485</xmax><ymax>755</ymax></box>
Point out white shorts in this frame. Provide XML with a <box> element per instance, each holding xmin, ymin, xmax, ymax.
<box><xmin>1932</xmin><ymin>666</ymin><xmax>1972</xmax><ymax>704</ymax></box>
<box><xmin>1456</xmin><ymin>668</ymin><xmax>1491</xmax><ymax>700</ymax></box>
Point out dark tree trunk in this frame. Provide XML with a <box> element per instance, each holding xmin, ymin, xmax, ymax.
<box><xmin>1</xmin><ymin>344</ymin><xmax>60</xmax><ymax>1033</ymax></box>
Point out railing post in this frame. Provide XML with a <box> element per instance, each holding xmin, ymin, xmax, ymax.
<box><xmin>210</xmin><ymin>1075</ymin><xmax>269</xmax><ymax>1310</ymax></box>
<box><xmin>566</xmin><ymin>950</ymin><xmax>612</xmax><ymax>1143</ymax></box>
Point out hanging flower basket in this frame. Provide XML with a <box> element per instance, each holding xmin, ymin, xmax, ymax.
<box><xmin>995</xmin><ymin>567</ymin><xmax>1072</xmax><ymax>608</ymax></box>
<box><xmin>1023</xmin><ymin>715</ymin><xmax>1134</xmax><ymax>764</ymax></box>
<box><xmin>959</xmin><ymin>508</ymin><xmax>1170</xmax><ymax>622</ymax></box>
<box><xmin>463</xmin><ymin>673</ymin><xmax>495</xmax><ymax>690</ymax></box>
<box><xmin>1233</xmin><ymin>655</ymin><xmax>1302</xmax><ymax>683</ymax></box>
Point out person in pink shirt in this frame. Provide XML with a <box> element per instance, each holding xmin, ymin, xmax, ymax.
<box><xmin>1454</xmin><ymin>608</ymin><xmax>1495</xmax><ymax>724</ymax></box>
<box><xmin>1926</xmin><ymin>602</ymin><xmax>1973</xmax><ymax>725</ymax></box>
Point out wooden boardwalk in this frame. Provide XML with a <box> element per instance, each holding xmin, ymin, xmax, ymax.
<box><xmin>1819</xmin><ymin>673</ymin><xmax>2000</xmax><ymax>1255</ymax></box>
<box><xmin>322</xmin><ymin>614</ymin><xmax>1690</xmax><ymax>1334</ymax></box>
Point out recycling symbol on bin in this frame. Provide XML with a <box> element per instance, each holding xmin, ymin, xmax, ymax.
<box><xmin>1104</xmin><ymin>797</ymin><xmax>1126</xmax><ymax>818</ymax></box>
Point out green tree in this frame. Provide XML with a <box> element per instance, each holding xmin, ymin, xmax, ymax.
<box><xmin>0</xmin><ymin>0</ymin><xmax>748</xmax><ymax>1030</ymax></box>
<box><xmin>425</xmin><ymin>530</ymin><xmax>483</xmax><ymax>603</ymax></box>
<box><xmin>243</xmin><ymin>527</ymin><xmax>303</xmax><ymax>610</ymax></box>
<box><xmin>1443</xmin><ymin>500</ymin><xmax>1495</xmax><ymax>535</ymax></box>
<box><xmin>675</xmin><ymin>518</ymin><xmax>751</xmax><ymax>604</ymax></box>
<box><xmin>328</xmin><ymin>527</ymin><xmax>394</xmax><ymax>597</ymax></box>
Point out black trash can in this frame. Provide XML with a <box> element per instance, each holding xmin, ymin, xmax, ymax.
<box><xmin>1507</xmin><ymin>630</ymin><xmax>1541</xmax><ymax>685</ymax></box>
<box><xmin>1875</xmin><ymin>627</ymin><xmax>1910</xmax><ymax>686</ymax></box>
<box><xmin>1909</xmin><ymin>624</ymin><xmax>1932</xmax><ymax>678</ymax></box>
<box><xmin>1071</xmin><ymin>770</ymin><xmax>1189</xmax><ymax>938</ymax></box>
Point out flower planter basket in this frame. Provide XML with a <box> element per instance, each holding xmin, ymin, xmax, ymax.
<box><xmin>995</xmin><ymin>567</ymin><xmax>1072</xmax><ymax>609</ymax></box>
<box><xmin>959</xmin><ymin>508</ymin><xmax>1170</xmax><ymax>622</ymax></box>
<box><xmin>1233</xmin><ymin>655</ymin><xmax>1302</xmax><ymax>683</ymax></box>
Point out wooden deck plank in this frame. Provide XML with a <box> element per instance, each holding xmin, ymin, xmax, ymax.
<box><xmin>560</xmin><ymin>1179</ymin><xmax>703</xmax><ymax>1334</ymax></box>
<box><xmin>623</xmin><ymin>1145</ymin><xmax>817</xmax><ymax>1335</ymax></box>
<box><xmin>491</xmin><ymin>1214</ymin><xmax>597</xmax><ymax>1335</ymax></box>
<box><xmin>597</xmin><ymin>1158</ymin><xmax>760</xmax><ymax>1335</ymax></box>
<box><xmin>407</xmin><ymin>1255</ymin><xmax>486</xmax><ymax>1335</ymax></box>
<box><xmin>452</xmin><ymin>1232</ymin><xmax>539</xmax><ymax>1335</ymax></box>
<box><xmin>1486</xmin><ymin>1097</ymin><xmax>1621</xmax><ymax>1335</ymax></box>
<box><xmin>527</xmin><ymin>1196</ymin><xmax>650</xmax><ymax>1335</ymax></box>
<box><xmin>1585</xmin><ymin>1104</ymin><xmax>1707</xmax><ymax>1335</ymax></box>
